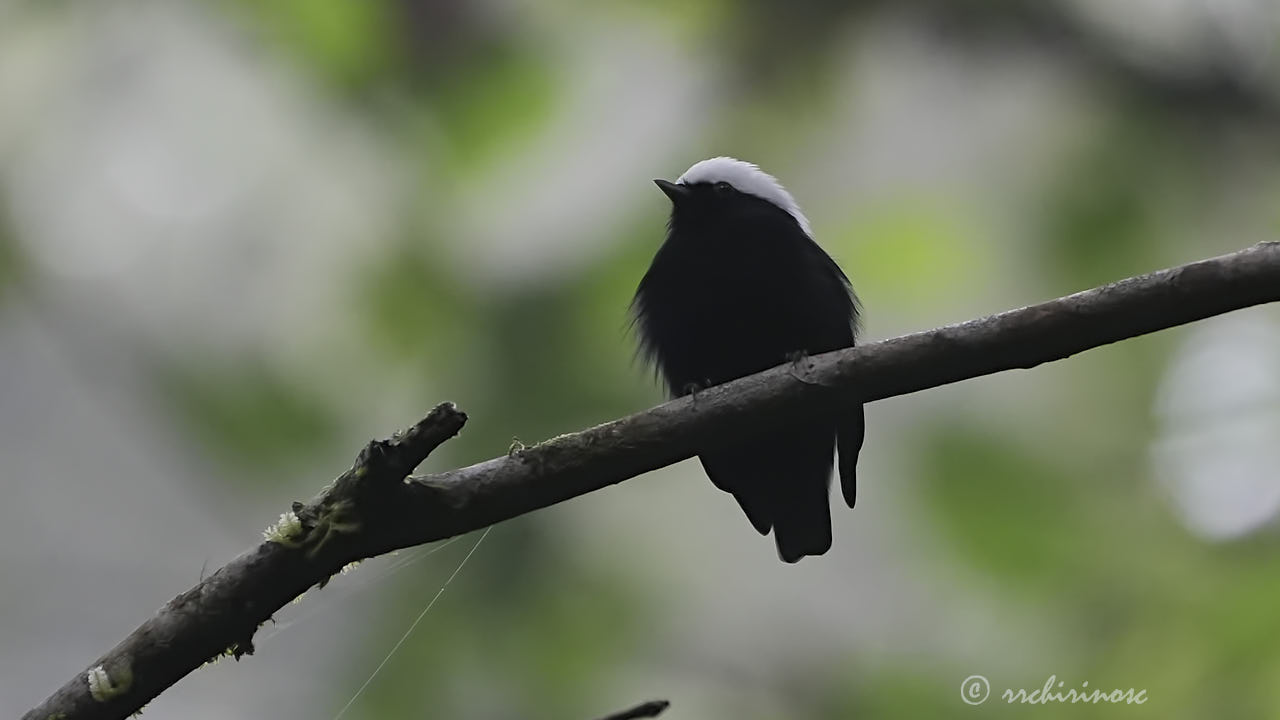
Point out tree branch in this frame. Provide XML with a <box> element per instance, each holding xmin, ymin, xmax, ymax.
<box><xmin>24</xmin><ymin>242</ymin><xmax>1280</xmax><ymax>720</ymax></box>
<box><xmin>588</xmin><ymin>699</ymin><xmax>671</xmax><ymax>720</ymax></box>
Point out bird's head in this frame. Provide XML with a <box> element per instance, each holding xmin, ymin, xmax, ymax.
<box><xmin>654</xmin><ymin>156</ymin><xmax>813</xmax><ymax>238</ymax></box>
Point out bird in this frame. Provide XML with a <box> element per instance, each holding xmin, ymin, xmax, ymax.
<box><xmin>631</xmin><ymin>156</ymin><xmax>863</xmax><ymax>562</ymax></box>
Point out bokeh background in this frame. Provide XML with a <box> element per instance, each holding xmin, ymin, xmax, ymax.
<box><xmin>3</xmin><ymin>1</ymin><xmax>1280</xmax><ymax>718</ymax></box>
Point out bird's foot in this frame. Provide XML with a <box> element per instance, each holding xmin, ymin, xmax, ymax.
<box><xmin>786</xmin><ymin>350</ymin><xmax>820</xmax><ymax>385</ymax></box>
<box><xmin>681</xmin><ymin>379</ymin><xmax>712</xmax><ymax>408</ymax></box>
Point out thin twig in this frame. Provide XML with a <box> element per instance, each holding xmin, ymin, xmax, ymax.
<box><xmin>589</xmin><ymin>699</ymin><xmax>671</xmax><ymax>720</ymax></box>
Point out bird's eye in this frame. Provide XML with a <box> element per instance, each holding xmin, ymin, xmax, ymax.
<box><xmin>714</xmin><ymin>181</ymin><xmax>733</xmax><ymax>194</ymax></box>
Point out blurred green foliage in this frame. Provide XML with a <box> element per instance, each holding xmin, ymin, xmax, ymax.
<box><xmin>163</xmin><ymin>2</ymin><xmax>1280</xmax><ymax>713</ymax></box>
<box><xmin>158</xmin><ymin>361</ymin><xmax>342</xmax><ymax>480</ymax></box>
<box><xmin>426</xmin><ymin>43</ymin><xmax>560</xmax><ymax>175</ymax></box>
<box><xmin>923</xmin><ymin>429</ymin><xmax>1097</xmax><ymax>592</ymax></box>
<box><xmin>834</xmin><ymin>197</ymin><xmax>983</xmax><ymax>311</ymax></box>
<box><xmin>225</xmin><ymin>0</ymin><xmax>397</xmax><ymax>88</ymax></box>
<box><xmin>0</xmin><ymin>194</ymin><xmax>18</xmax><ymax>300</ymax></box>
<box><xmin>1041</xmin><ymin>117</ymin><xmax>1169</xmax><ymax>288</ymax></box>
<box><xmin>351</xmin><ymin>536</ymin><xmax>650</xmax><ymax>720</ymax></box>
<box><xmin>8</xmin><ymin>1</ymin><xmax>1278</xmax><ymax>719</ymax></box>
<box><xmin>357</xmin><ymin>239</ymin><xmax>474</xmax><ymax>370</ymax></box>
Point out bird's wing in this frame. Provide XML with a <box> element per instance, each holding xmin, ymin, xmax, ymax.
<box><xmin>701</xmin><ymin>424</ymin><xmax>836</xmax><ymax>562</ymax></box>
<box><xmin>837</xmin><ymin>404</ymin><xmax>865</xmax><ymax>509</ymax></box>
<box><xmin>700</xmin><ymin>453</ymin><xmax>773</xmax><ymax>535</ymax></box>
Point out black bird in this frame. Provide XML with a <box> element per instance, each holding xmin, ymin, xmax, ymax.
<box><xmin>632</xmin><ymin>157</ymin><xmax>863</xmax><ymax>562</ymax></box>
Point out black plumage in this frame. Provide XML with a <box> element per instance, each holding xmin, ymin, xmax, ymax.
<box><xmin>631</xmin><ymin>159</ymin><xmax>864</xmax><ymax>562</ymax></box>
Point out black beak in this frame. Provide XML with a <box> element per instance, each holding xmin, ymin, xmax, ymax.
<box><xmin>654</xmin><ymin>179</ymin><xmax>689</xmax><ymax>203</ymax></box>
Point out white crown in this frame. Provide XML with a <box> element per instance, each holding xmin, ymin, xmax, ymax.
<box><xmin>677</xmin><ymin>156</ymin><xmax>813</xmax><ymax>237</ymax></box>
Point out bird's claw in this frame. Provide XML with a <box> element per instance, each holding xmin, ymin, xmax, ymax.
<box><xmin>786</xmin><ymin>350</ymin><xmax>821</xmax><ymax>385</ymax></box>
<box><xmin>682</xmin><ymin>379</ymin><xmax>712</xmax><ymax>408</ymax></box>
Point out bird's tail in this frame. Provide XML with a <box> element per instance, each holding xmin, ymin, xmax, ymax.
<box><xmin>770</xmin><ymin>455</ymin><xmax>834</xmax><ymax>563</ymax></box>
<box><xmin>701</xmin><ymin>425</ymin><xmax>836</xmax><ymax>563</ymax></box>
